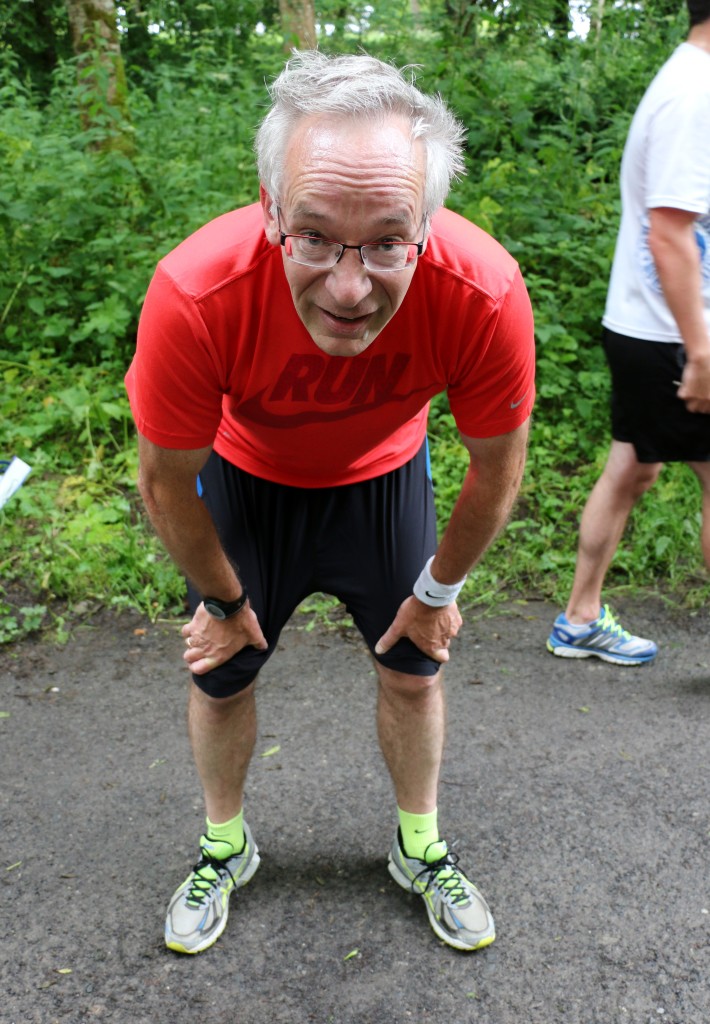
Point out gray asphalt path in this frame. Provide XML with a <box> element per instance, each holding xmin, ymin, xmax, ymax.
<box><xmin>2</xmin><ymin>597</ymin><xmax>709</xmax><ymax>1023</ymax></box>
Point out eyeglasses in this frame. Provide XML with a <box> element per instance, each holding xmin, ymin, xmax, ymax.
<box><xmin>277</xmin><ymin>208</ymin><xmax>426</xmax><ymax>273</ymax></box>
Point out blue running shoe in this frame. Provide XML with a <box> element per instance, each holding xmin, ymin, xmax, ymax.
<box><xmin>547</xmin><ymin>605</ymin><xmax>657</xmax><ymax>666</ymax></box>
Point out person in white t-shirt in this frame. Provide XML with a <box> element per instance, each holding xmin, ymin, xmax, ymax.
<box><xmin>547</xmin><ymin>0</ymin><xmax>710</xmax><ymax>666</ymax></box>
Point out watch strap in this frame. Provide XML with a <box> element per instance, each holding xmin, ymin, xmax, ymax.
<box><xmin>203</xmin><ymin>591</ymin><xmax>248</xmax><ymax>618</ymax></box>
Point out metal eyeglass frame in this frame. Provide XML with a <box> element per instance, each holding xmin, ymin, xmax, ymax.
<box><xmin>277</xmin><ymin>207</ymin><xmax>426</xmax><ymax>273</ymax></box>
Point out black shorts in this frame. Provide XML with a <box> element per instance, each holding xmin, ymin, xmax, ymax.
<box><xmin>603</xmin><ymin>328</ymin><xmax>710</xmax><ymax>464</ymax></box>
<box><xmin>188</xmin><ymin>441</ymin><xmax>439</xmax><ymax>698</ymax></box>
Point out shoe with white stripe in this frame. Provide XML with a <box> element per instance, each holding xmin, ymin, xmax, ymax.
<box><xmin>547</xmin><ymin>605</ymin><xmax>657</xmax><ymax>666</ymax></box>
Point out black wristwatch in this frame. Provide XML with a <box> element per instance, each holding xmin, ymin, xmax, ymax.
<box><xmin>203</xmin><ymin>591</ymin><xmax>248</xmax><ymax>620</ymax></box>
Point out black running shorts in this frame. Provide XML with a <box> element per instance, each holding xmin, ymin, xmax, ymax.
<box><xmin>603</xmin><ymin>328</ymin><xmax>710</xmax><ymax>464</ymax></box>
<box><xmin>187</xmin><ymin>441</ymin><xmax>439</xmax><ymax>698</ymax></box>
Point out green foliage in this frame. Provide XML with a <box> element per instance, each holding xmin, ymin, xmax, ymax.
<box><xmin>0</xmin><ymin>52</ymin><xmax>262</xmax><ymax>369</ymax></box>
<box><xmin>0</xmin><ymin>601</ymin><xmax>48</xmax><ymax>645</ymax></box>
<box><xmin>118</xmin><ymin>0</ymin><xmax>280</xmax><ymax>74</ymax></box>
<box><xmin>0</xmin><ymin>0</ymin><xmax>72</xmax><ymax>97</ymax></box>
<box><xmin>428</xmin><ymin>395</ymin><xmax>709</xmax><ymax>614</ymax></box>
<box><xmin>1</xmin><ymin>11</ymin><xmax>708</xmax><ymax>644</ymax></box>
<box><xmin>0</xmin><ymin>354</ymin><xmax>185</xmax><ymax>640</ymax></box>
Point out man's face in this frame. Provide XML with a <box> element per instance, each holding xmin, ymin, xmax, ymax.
<box><xmin>261</xmin><ymin>115</ymin><xmax>428</xmax><ymax>358</ymax></box>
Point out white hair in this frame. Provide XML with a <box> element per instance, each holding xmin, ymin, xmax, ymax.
<box><xmin>255</xmin><ymin>50</ymin><xmax>466</xmax><ymax>216</ymax></box>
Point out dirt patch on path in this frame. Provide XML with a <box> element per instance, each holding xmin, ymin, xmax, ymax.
<box><xmin>2</xmin><ymin>597</ymin><xmax>709</xmax><ymax>1024</ymax></box>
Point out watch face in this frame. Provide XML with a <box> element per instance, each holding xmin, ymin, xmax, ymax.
<box><xmin>204</xmin><ymin>601</ymin><xmax>227</xmax><ymax>620</ymax></box>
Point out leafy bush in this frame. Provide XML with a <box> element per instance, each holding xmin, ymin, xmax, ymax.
<box><xmin>1</xmin><ymin>355</ymin><xmax>185</xmax><ymax>624</ymax></box>
<box><xmin>1</xmin><ymin>18</ymin><xmax>707</xmax><ymax>644</ymax></box>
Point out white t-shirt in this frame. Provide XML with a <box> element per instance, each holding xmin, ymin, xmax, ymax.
<box><xmin>603</xmin><ymin>42</ymin><xmax>710</xmax><ymax>342</ymax></box>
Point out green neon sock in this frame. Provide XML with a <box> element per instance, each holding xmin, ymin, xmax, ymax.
<box><xmin>398</xmin><ymin>807</ymin><xmax>439</xmax><ymax>860</ymax></box>
<box><xmin>204</xmin><ymin>810</ymin><xmax>245</xmax><ymax>859</ymax></box>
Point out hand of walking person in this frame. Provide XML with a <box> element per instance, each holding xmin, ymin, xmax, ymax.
<box><xmin>678</xmin><ymin>354</ymin><xmax>710</xmax><ymax>414</ymax></box>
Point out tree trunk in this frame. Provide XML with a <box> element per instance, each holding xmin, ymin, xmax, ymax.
<box><xmin>65</xmin><ymin>0</ymin><xmax>130</xmax><ymax>139</ymax></box>
<box><xmin>278</xmin><ymin>0</ymin><xmax>317</xmax><ymax>51</ymax></box>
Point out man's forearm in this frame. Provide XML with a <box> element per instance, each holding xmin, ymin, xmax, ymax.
<box><xmin>430</xmin><ymin>426</ymin><xmax>528</xmax><ymax>586</ymax></box>
<box><xmin>656</xmin><ymin>257</ymin><xmax>709</xmax><ymax>359</ymax></box>
<box><xmin>432</xmin><ymin>469</ymin><xmax>518</xmax><ymax>585</ymax></box>
<box><xmin>649</xmin><ymin>208</ymin><xmax>710</xmax><ymax>413</ymax></box>
<box><xmin>141</xmin><ymin>482</ymin><xmax>243</xmax><ymax>602</ymax></box>
<box><xmin>649</xmin><ymin>208</ymin><xmax>710</xmax><ymax>359</ymax></box>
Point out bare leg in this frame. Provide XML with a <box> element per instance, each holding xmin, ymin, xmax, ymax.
<box><xmin>687</xmin><ymin>460</ymin><xmax>710</xmax><ymax>571</ymax></box>
<box><xmin>376</xmin><ymin>664</ymin><xmax>444</xmax><ymax>814</ymax></box>
<box><xmin>566</xmin><ymin>441</ymin><xmax>662</xmax><ymax>623</ymax></box>
<box><xmin>187</xmin><ymin>680</ymin><xmax>257</xmax><ymax>824</ymax></box>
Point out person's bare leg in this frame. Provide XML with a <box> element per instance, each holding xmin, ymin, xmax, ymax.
<box><xmin>376</xmin><ymin>664</ymin><xmax>444</xmax><ymax>813</ymax></box>
<box><xmin>164</xmin><ymin>681</ymin><xmax>259</xmax><ymax>956</ymax></box>
<box><xmin>377</xmin><ymin>662</ymin><xmax>496</xmax><ymax>951</ymax></box>
<box><xmin>566</xmin><ymin>441</ymin><xmax>662</xmax><ymax>623</ymax></box>
<box><xmin>187</xmin><ymin>680</ymin><xmax>257</xmax><ymax>824</ymax></box>
<box><xmin>687</xmin><ymin>460</ymin><xmax>710</xmax><ymax>571</ymax></box>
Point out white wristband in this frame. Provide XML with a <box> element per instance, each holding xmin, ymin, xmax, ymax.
<box><xmin>413</xmin><ymin>556</ymin><xmax>466</xmax><ymax>607</ymax></box>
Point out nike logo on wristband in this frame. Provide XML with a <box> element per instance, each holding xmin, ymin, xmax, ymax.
<box><xmin>425</xmin><ymin>590</ymin><xmax>447</xmax><ymax>600</ymax></box>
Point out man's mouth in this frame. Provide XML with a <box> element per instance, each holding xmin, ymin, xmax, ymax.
<box><xmin>328</xmin><ymin>310</ymin><xmax>368</xmax><ymax>322</ymax></box>
<box><xmin>319</xmin><ymin>307</ymin><xmax>373</xmax><ymax>334</ymax></box>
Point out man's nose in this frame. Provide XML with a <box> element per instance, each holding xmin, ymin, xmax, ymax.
<box><xmin>324</xmin><ymin>248</ymin><xmax>373</xmax><ymax>306</ymax></box>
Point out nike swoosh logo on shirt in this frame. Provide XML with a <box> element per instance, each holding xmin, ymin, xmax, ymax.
<box><xmin>510</xmin><ymin>392</ymin><xmax>528</xmax><ymax>409</ymax></box>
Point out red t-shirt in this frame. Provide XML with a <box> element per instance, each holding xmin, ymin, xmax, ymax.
<box><xmin>125</xmin><ymin>203</ymin><xmax>535</xmax><ymax>487</ymax></box>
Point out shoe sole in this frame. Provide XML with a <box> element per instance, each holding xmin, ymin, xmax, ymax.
<box><xmin>165</xmin><ymin>847</ymin><xmax>261</xmax><ymax>955</ymax></box>
<box><xmin>546</xmin><ymin>639</ymin><xmax>656</xmax><ymax>666</ymax></box>
<box><xmin>387</xmin><ymin>854</ymin><xmax>495</xmax><ymax>953</ymax></box>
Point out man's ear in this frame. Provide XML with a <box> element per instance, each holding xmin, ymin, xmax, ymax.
<box><xmin>260</xmin><ymin>186</ymin><xmax>280</xmax><ymax>246</ymax></box>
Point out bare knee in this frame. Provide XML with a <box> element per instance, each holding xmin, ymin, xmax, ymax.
<box><xmin>189</xmin><ymin>680</ymin><xmax>256</xmax><ymax>722</ymax></box>
<box><xmin>628</xmin><ymin>463</ymin><xmax>662</xmax><ymax>499</ymax></box>
<box><xmin>603</xmin><ymin>453</ymin><xmax>662</xmax><ymax>502</ymax></box>
<box><xmin>376</xmin><ymin>665</ymin><xmax>442</xmax><ymax>703</ymax></box>
<box><xmin>687</xmin><ymin>461</ymin><xmax>710</xmax><ymax>493</ymax></box>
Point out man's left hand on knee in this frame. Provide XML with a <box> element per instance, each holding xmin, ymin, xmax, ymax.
<box><xmin>375</xmin><ymin>595</ymin><xmax>462</xmax><ymax>663</ymax></box>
